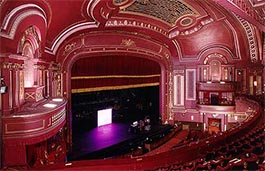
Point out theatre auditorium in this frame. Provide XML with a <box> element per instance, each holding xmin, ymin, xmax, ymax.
<box><xmin>0</xmin><ymin>0</ymin><xmax>264</xmax><ymax>170</ymax></box>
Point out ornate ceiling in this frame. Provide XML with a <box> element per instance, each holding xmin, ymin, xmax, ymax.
<box><xmin>0</xmin><ymin>0</ymin><xmax>264</xmax><ymax>63</ymax></box>
<box><xmin>213</xmin><ymin>0</ymin><xmax>265</xmax><ymax>32</ymax></box>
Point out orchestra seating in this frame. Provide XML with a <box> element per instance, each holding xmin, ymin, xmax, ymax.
<box><xmin>25</xmin><ymin>97</ymin><xmax>263</xmax><ymax>171</ymax></box>
<box><xmin>151</xmin><ymin>123</ymin><xmax>264</xmax><ymax>171</ymax></box>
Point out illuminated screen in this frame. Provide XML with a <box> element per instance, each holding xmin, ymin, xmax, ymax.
<box><xmin>97</xmin><ymin>108</ymin><xmax>112</xmax><ymax>127</ymax></box>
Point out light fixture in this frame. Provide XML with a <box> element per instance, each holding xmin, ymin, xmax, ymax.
<box><xmin>253</xmin><ymin>81</ymin><xmax>257</xmax><ymax>87</ymax></box>
<box><xmin>43</xmin><ymin>103</ymin><xmax>57</xmax><ymax>108</ymax></box>
<box><xmin>212</xmin><ymin>113</ymin><xmax>218</xmax><ymax>118</ymax></box>
<box><xmin>52</xmin><ymin>98</ymin><xmax>63</xmax><ymax>102</ymax></box>
<box><xmin>0</xmin><ymin>77</ymin><xmax>7</xmax><ymax>94</ymax></box>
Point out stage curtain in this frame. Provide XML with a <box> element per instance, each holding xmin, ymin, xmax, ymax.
<box><xmin>71</xmin><ymin>56</ymin><xmax>161</xmax><ymax>93</ymax></box>
<box><xmin>71</xmin><ymin>56</ymin><xmax>160</xmax><ymax>76</ymax></box>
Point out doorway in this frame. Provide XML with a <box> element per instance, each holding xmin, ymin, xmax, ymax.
<box><xmin>208</xmin><ymin>118</ymin><xmax>221</xmax><ymax>134</ymax></box>
<box><xmin>210</xmin><ymin>93</ymin><xmax>219</xmax><ymax>105</ymax></box>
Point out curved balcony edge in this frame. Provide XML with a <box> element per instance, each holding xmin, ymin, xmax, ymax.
<box><xmin>2</xmin><ymin>98</ymin><xmax>67</xmax><ymax>145</ymax></box>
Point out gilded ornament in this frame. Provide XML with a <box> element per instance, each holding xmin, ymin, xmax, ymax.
<box><xmin>63</xmin><ymin>42</ymin><xmax>76</xmax><ymax>56</ymax></box>
<box><xmin>121</xmin><ymin>39</ymin><xmax>136</xmax><ymax>47</ymax></box>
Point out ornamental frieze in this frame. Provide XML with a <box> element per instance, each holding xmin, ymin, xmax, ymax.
<box><xmin>169</xmin><ymin>17</ymin><xmax>214</xmax><ymax>38</ymax></box>
<box><xmin>106</xmin><ymin>19</ymin><xmax>168</xmax><ymax>36</ymax></box>
<box><xmin>1</xmin><ymin>62</ymin><xmax>24</xmax><ymax>70</ymax></box>
<box><xmin>235</xmin><ymin>15</ymin><xmax>258</xmax><ymax>63</ymax></box>
<box><xmin>63</xmin><ymin>42</ymin><xmax>77</xmax><ymax>56</ymax></box>
<box><xmin>33</xmin><ymin>64</ymin><xmax>46</xmax><ymax>70</ymax></box>
<box><xmin>48</xmin><ymin>62</ymin><xmax>61</xmax><ymax>71</ymax></box>
<box><xmin>121</xmin><ymin>39</ymin><xmax>136</xmax><ymax>47</ymax></box>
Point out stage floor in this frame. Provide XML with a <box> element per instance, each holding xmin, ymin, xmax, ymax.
<box><xmin>69</xmin><ymin>123</ymin><xmax>137</xmax><ymax>160</ymax></box>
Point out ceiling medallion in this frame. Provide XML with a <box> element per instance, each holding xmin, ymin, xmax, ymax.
<box><xmin>113</xmin><ymin>0</ymin><xmax>129</xmax><ymax>5</ymax></box>
<box><xmin>180</xmin><ymin>17</ymin><xmax>193</xmax><ymax>27</ymax></box>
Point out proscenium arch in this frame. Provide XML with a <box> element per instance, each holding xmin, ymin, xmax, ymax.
<box><xmin>56</xmin><ymin>32</ymin><xmax>173</xmax><ymax>150</ymax></box>
<box><xmin>64</xmin><ymin>51</ymin><xmax>169</xmax><ymax>118</ymax></box>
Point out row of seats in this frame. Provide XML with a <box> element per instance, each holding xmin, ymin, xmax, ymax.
<box><xmin>152</xmin><ymin>123</ymin><xmax>264</xmax><ymax>171</ymax></box>
<box><xmin>149</xmin><ymin>97</ymin><xmax>263</xmax><ymax>171</ymax></box>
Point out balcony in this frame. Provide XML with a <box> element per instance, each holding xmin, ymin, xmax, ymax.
<box><xmin>2</xmin><ymin>97</ymin><xmax>67</xmax><ymax>144</ymax></box>
<box><xmin>197</xmin><ymin>81</ymin><xmax>236</xmax><ymax>92</ymax></box>
<box><xmin>197</xmin><ymin>104</ymin><xmax>236</xmax><ymax>113</ymax></box>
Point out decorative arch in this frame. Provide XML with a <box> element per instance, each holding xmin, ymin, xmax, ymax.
<box><xmin>198</xmin><ymin>45</ymin><xmax>237</xmax><ymax>64</ymax></box>
<box><xmin>18</xmin><ymin>25</ymin><xmax>41</xmax><ymax>56</ymax></box>
<box><xmin>19</xmin><ymin>26</ymin><xmax>42</xmax><ymax>87</ymax></box>
<box><xmin>203</xmin><ymin>53</ymin><xmax>228</xmax><ymax>65</ymax></box>
<box><xmin>0</xmin><ymin>4</ymin><xmax>48</xmax><ymax>40</ymax></box>
<box><xmin>56</xmin><ymin>32</ymin><xmax>173</xmax><ymax>147</ymax></box>
<box><xmin>198</xmin><ymin>52</ymin><xmax>235</xmax><ymax>83</ymax></box>
<box><xmin>22</xmin><ymin>42</ymin><xmax>35</xmax><ymax>87</ymax></box>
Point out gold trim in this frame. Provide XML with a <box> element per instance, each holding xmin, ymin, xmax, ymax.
<box><xmin>71</xmin><ymin>74</ymin><xmax>160</xmax><ymax>80</ymax></box>
<box><xmin>72</xmin><ymin>82</ymin><xmax>159</xmax><ymax>93</ymax></box>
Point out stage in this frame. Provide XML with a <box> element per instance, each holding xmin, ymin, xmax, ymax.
<box><xmin>68</xmin><ymin>122</ymin><xmax>171</xmax><ymax>161</ymax></box>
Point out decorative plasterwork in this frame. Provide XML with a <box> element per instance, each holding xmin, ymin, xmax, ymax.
<box><xmin>3</xmin><ymin>105</ymin><xmax>66</xmax><ymax>141</ymax></box>
<box><xmin>113</xmin><ymin>0</ymin><xmax>128</xmax><ymax>5</ymax></box>
<box><xmin>185</xmin><ymin>69</ymin><xmax>196</xmax><ymax>100</ymax></box>
<box><xmin>169</xmin><ymin>17</ymin><xmax>214</xmax><ymax>38</ymax></box>
<box><xmin>105</xmin><ymin>18</ymin><xmax>168</xmax><ymax>36</ymax></box>
<box><xmin>173</xmin><ymin>70</ymin><xmax>184</xmax><ymax>107</ymax></box>
<box><xmin>224</xmin><ymin>19</ymin><xmax>242</xmax><ymax>60</ymax></box>
<box><xmin>18</xmin><ymin>26</ymin><xmax>41</xmax><ymax>56</ymax></box>
<box><xmin>212</xmin><ymin>0</ymin><xmax>265</xmax><ymax>32</ymax></box>
<box><xmin>0</xmin><ymin>4</ymin><xmax>47</xmax><ymax>39</ymax></box>
<box><xmin>1</xmin><ymin>62</ymin><xmax>24</xmax><ymax>70</ymax></box>
<box><xmin>227</xmin><ymin>0</ymin><xmax>265</xmax><ymax>26</ymax></box>
<box><xmin>0</xmin><ymin>0</ymin><xmax>6</xmax><ymax>7</ymax></box>
<box><xmin>235</xmin><ymin>16</ymin><xmax>259</xmax><ymax>63</ymax></box>
<box><xmin>173</xmin><ymin>41</ymin><xmax>237</xmax><ymax>63</ymax></box>
<box><xmin>197</xmin><ymin>46</ymin><xmax>238</xmax><ymax>62</ymax></box>
<box><xmin>122</xmin><ymin>0</ymin><xmax>198</xmax><ymax>26</ymax></box>
<box><xmin>121</xmin><ymin>39</ymin><xmax>136</xmax><ymax>47</ymax></box>
<box><xmin>48</xmin><ymin>62</ymin><xmax>61</xmax><ymax>71</ymax></box>
<box><xmin>57</xmin><ymin>33</ymin><xmax>171</xmax><ymax>67</ymax></box>
<box><xmin>34</xmin><ymin>64</ymin><xmax>46</xmax><ymax>70</ymax></box>
<box><xmin>203</xmin><ymin>53</ymin><xmax>228</xmax><ymax>65</ymax></box>
<box><xmin>44</xmin><ymin>22</ymin><xmax>97</xmax><ymax>55</ymax></box>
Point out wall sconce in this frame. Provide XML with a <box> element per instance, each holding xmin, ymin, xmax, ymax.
<box><xmin>212</xmin><ymin>113</ymin><xmax>218</xmax><ymax>118</ymax></box>
<box><xmin>0</xmin><ymin>77</ymin><xmax>8</xmax><ymax>94</ymax></box>
<box><xmin>253</xmin><ymin>81</ymin><xmax>257</xmax><ymax>87</ymax></box>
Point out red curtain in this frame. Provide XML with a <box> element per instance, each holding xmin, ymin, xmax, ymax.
<box><xmin>71</xmin><ymin>56</ymin><xmax>160</xmax><ymax>92</ymax></box>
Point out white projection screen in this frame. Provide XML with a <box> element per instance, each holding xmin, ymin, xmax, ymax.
<box><xmin>97</xmin><ymin>108</ymin><xmax>112</xmax><ymax>127</ymax></box>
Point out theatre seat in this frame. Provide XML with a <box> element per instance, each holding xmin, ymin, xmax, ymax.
<box><xmin>216</xmin><ymin>164</ymin><xmax>231</xmax><ymax>170</ymax></box>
